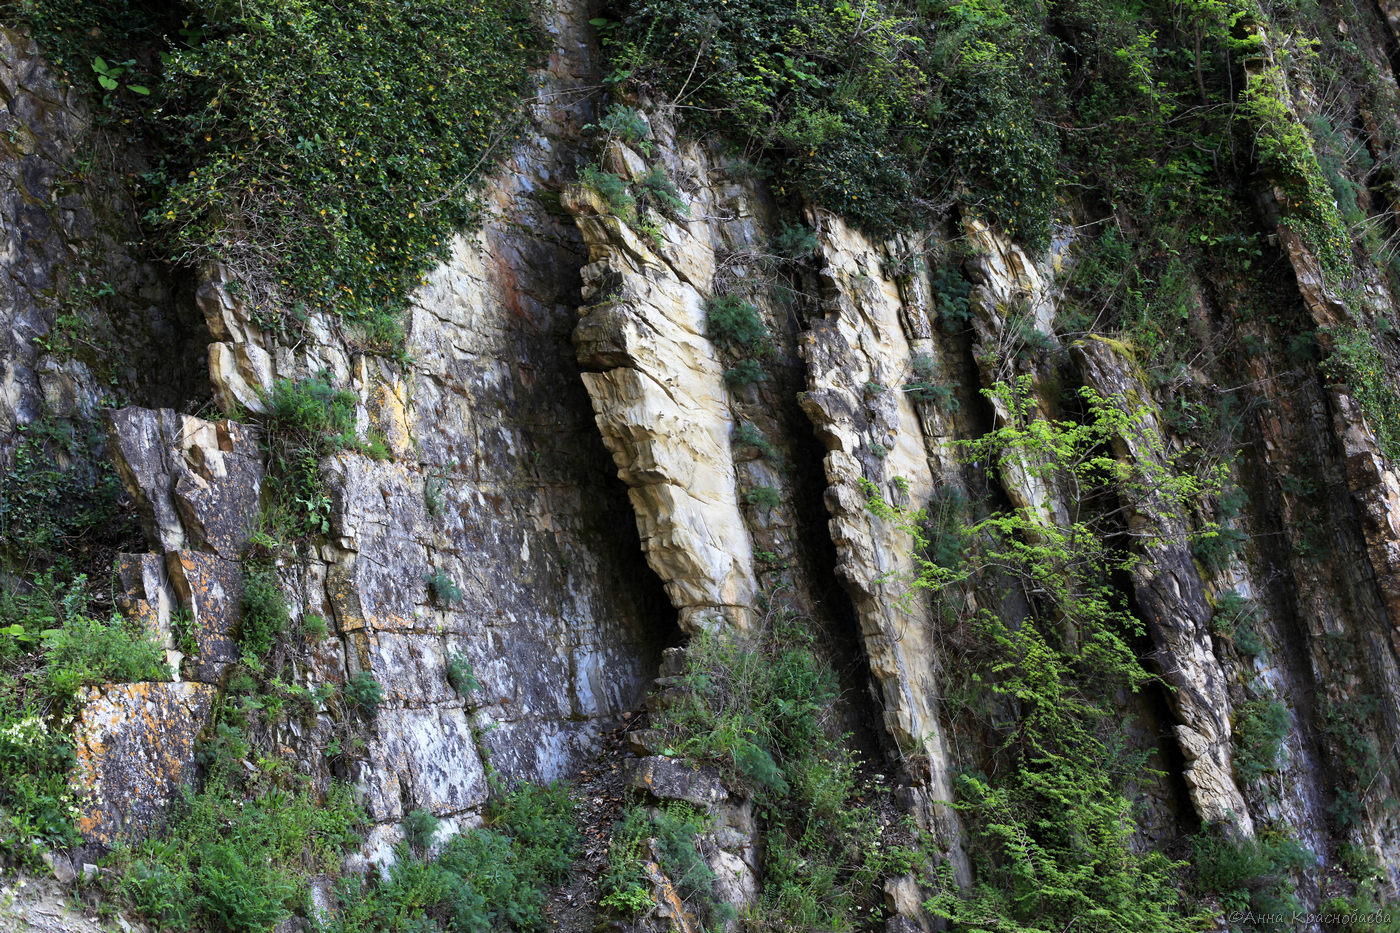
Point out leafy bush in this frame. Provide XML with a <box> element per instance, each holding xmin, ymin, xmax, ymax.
<box><xmin>426</xmin><ymin>569</ymin><xmax>464</xmax><ymax>606</ymax></box>
<box><xmin>0</xmin><ymin>413</ymin><xmax>133</xmax><ymax>574</ymax></box>
<box><xmin>706</xmin><ymin>294</ymin><xmax>768</xmax><ymax>356</ymax></box>
<box><xmin>445</xmin><ymin>651</ymin><xmax>480</xmax><ymax>697</ymax></box>
<box><xmin>601</xmin><ymin>803</ymin><xmax>721</xmax><ymax>924</ymax></box>
<box><xmin>325</xmin><ymin>781</ymin><xmax>578</xmax><ymax>933</ymax></box>
<box><xmin>238</xmin><ymin>562</ymin><xmax>290</xmax><ymax>659</ymax></box>
<box><xmin>146</xmin><ymin>0</ymin><xmax>543</xmax><ymax>345</ymax></box>
<box><xmin>1234</xmin><ymin>696</ymin><xmax>1290</xmax><ymax>784</ymax></box>
<box><xmin>1326</xmin><ymin>327</ymin><xmax>1400</xmax><ymax>464</ymax></box>
<box><xmin>344</xmin><ymin>672</ymin><xmax>385</xmax><ymax>719</ymax></box>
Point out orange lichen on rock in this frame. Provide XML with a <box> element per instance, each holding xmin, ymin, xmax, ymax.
<box><xmin>71</xmin><ymin>682</ymin><xmax>215</xmax><ymax>846</ymax></box>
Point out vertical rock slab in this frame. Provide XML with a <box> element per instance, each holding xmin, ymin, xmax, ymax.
<box><xmin>564</xmin><ymin>181</ymin><xmax>758</xmax><ymax>632</ymax></box>
<box><xmin>799</xmin><ymin>213</ymin><xmax>968</xmax><ymax>881</ymax></box>
<box><xmin>1074</xmin><ymin>338</ymin><xmax>1254</xmax><ymax>834</ymax></box>
<box><xmin>71</xmin><ymin>682</ymin><xmax>216</xmax><ymax>846</ymax></box>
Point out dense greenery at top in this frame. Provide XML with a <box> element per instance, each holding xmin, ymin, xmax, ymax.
<box><xmin>5</xmin><ymin>0</ymin><xmax>543</xmax><ymax>351</ymax></box>
<box><xmin>598</xmin><ymin>0</ymin><xmax>1060</xmax><ymax>245</ymax></box>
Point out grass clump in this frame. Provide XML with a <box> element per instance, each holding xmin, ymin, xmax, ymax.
<box><xmin>237</xmin><ymin>562</ymin><xmax>290</xmax><ymax>659</ymax></box>
<box><xmin>426</xmin><ymin>569</ymin><xmax>464</xmax><ymax>606</ymax></box>
<box><xmin>635</xmin><ymin>600</ymin><xmax>916</xmax><ymax>930</ymax></box>
<box><xmin>1191</xmin><ymin>827</ymin><xmax>1313</xmax><ymax>918</ymax></box>
<box><xmin>324</xmin><ymin>781</ymin><xmax>578</xmax><ymax>933</ymax></box>
<box><xmin>112</xmin><ymin>774</ymin><xmax>365</xmax><ymax>932</ymax></box>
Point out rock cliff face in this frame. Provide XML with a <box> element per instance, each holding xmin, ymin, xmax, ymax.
<box><xmin>6</xmin><ymin>0</ymin><xmax>1400</xmax><ymax>928</ymax></box>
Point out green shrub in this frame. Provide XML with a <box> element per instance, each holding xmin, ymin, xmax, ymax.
<box><xmin>146</xmin><ymin>0</ymin><xmax>544</xmax><ymax>344</ymax></box>
<box><xmin>403</xmin><ymin>808</ymin><xmax>441</xmax><ymax>853</ymax></box>
<box><xmin>0</xmin><ymin>414</ymin><xmax>131</xmax><ymax>574</ymax></box>
<box><xmin>724</xmin><ymin>358</ymin><xmax>767</xmax><ymax>386</ymax></box>
<box><xmin>115</xmin><ymin>775</ymin><xmax>365</xmax><ymax>931</ymax></box>
<box><xmin>638</xmin><ymin>165</ymin><xmax>687</xmax><ymax>219</ymax></box>
<box><xmin>602</xmin><ymin>803</ymin><xmax>720</xmax><ymax>924</ymax></box>
<box><xmin>1326</xmin><ymin>327</ymin><xmax>1400</xmax><ymax>464</ymax></box>
<box><xmin>706</xmin><ymin>294</ymin><xmax>768</xmax><ymax>356</ymax></box>
<box><xmin>772</xmin><ymin>222</ymin><xmax>818</xmax><ymax>259</ymax></box>
<box><xmin>446</xmin><ymin>651</ymin><xmax>480</xmax><ymax>697</ymax></box>
<box><xmin>426</xmin><ymin>569</ymin><xmax>464</xmax><ymax>606</ymax></box>
<box><xmin>1234</xmin><ymin>696</ymin><xmax>1290</xmax><ymax>784</ymax></box>
<box><xmin>344</xmin><ymin>673</ymin><xmax>385</xmax><ymax>719</ymax></box>
<box><xmin>579</xmin><ymin>163</ymin><xmax>636</xmax><ymax>219</ymax></box>
<box><xmin>1191</xmin><ymin>827</ymin><xmax>1313</xmax><ymax>915</ymax></box>
<box><xmin>325</xmin><ymin>781</ymin><xmax>578</xmax><ymax>933</ymax></box>
<box><xmin>732</xmin><ymin>422</ymin><xmax>779</xmax><ymax>461</ymax></box>
<box><xmin>238</xmin><ymin>563</ymin><xmax>290</xmax><ymax>659</ymax></box>
<box><xmin>588</xmin><ymin>105</ymin><xmax>652</xmax><ymax>150</ymax></box>
<box><xmin>647</xmin><ymin>603</ymin><xmax>913</xmax><ymax>929</ymax></box>
<box><xmin>744</xmin><ymin>486</ymin><xmax>782</xmax><ymax>512</ymax></box>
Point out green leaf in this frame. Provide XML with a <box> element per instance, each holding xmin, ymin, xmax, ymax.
<box><xmin>128</xmin><ymin>85</ymin><xmax>151</xmax><ymax>96</ymax></box>
<box><xmin>92</xmin><ymin>56</ymin><xmax>109</xmax><ymax>74</ymax></box>
<box><xmin>589</xmin><ymin>17</ymin><xmax>609</xmax><ymax>25</ymax></box>
<box><xmin>98</xmin><ymin>75</ymin><xmax>119</xmax><ymax>91</ymax></box>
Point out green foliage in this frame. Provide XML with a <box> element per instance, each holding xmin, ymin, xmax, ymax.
<box><xmin>771</xmin><ymin>222</ymin><xmax>817</xmax><ymax>259</ymax></box>
<box><xmin>601</xmin><ymin>802</ymin><xmax>722</xmax><ymax>925</ymax></box>
<box><xmin>647</xmin><ymin>602</ymin><xmax>916</xmax><ymax>930</ymax></box>
<box><xmin>114</xmin><ymin>774</ymin><xmax>365</xmax><ymax>931</ymax></box>
<box><xmin>1212</xmin><ymin>591</ymin><xmax>1264</xmax><ymax>655</ymax></box>
<box><xmin>344</xmin><ymin>672</ymin><xmax>385</xmax><ymax>720</ymax></box>
<box><xmin>723</xmin><ymin>358</ymin><xmax>767</xmax><ymax>387</ymax></box>
<box><xmin>426</xmin><ymin>569</ymin><xmax>464</xmax><ymax>606</ymax></box>
<box><xmin>732</xmin><ymin>422</ymin><xmax>779</xmax><ymax>462</ymax></box>
<box><xmin>402</xmin><ymin>808</ymin><xmax>441</xmax><ymax>853</ymax></box>
<box><xmin>1191</xmin><ymin>827</ymin><xmax>1313</xmax><ymax>920</ymax></box>
<box><xmin>905</xmin><ymin>354</ymin><xmax>960</xmax><ymax>411</ymax></box>
<box><xmin>579</xmin><ymin>163</ymin><xmax>637</xmax><ymax>218</ymax></box>
<box><xmin>446</xmin><ymin>651</ymin><xmax>480</xmax><ymax>697</ymax></box>
<box><xmin>706</xmin><ymin>294</ymin><xmax>768</xmax><ymax>356</ymax></box>
<box><xmin>1233</xmin><ymin>696</ymin><xmax>1290</xmax><ymax>784</ymax></box>
<box><xmin>744</xmin><ymin>486</ymin><xmax>782</xmax><ymax>512</ymax></box>
<box><xmin>638</xmin><ymin>165</ymin><xmax>687</xmax><ymax>219</ymax></box>
<box><xmin>1242</xmin><ymin>63</ymin><xmax>1352</xmax><ymax>284</ymax></box>
<box><xmin>867</xmin><ymin>377</ymin><xmax>1223</xmax><ymax>932</ymax></box>
<box><xmin>1325</xmin><ymin>326</ymin><xmax>1400</xmax><ymax>464</ymax></box>
<box><xmin>0</xmin><ymin>572</ymin><xmax>166</xmax><ymax>863</ymax></box>
<box><xmin>601</xmin><ymin>0</ymin><xmax>1059</xmax><ymax>242</ymax></box>
<box><xmin>1320</xmin><ymin>694</ymin><xmax>1384</xmax><ymax>829</ymax></box>
<box><xmin>0</xmin><ymin>413</ymin><xmax>133</xmax><ymax>574</ymax></box>
<box><xmin>147</xmin><ymin>0</ymin><xmax>542</xmax><ymax>346</ymax></box>
<box><xmin>39</xmin><ymin>604</ymin><xmax>169</xmax><ymax>707</ymax></box>
<box><xmin>238</xmin><ymin>562</ymin><xmax>290</xmax><ymax>659</ymax></box>
<box><xmin>325</xmin><ymin>781</ymin><xmax>578</xmax><ymax>933</ymax></box>
<box><xmin>588</xmin><ymin>104</ymin><xmax>652</xmax><ymax>150</ymax></box>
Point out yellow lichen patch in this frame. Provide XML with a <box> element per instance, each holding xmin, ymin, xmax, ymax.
<box><xmin>371</xmin><ymin>379</ymin><xmax>414</xmax><ymax>458</ymax></box>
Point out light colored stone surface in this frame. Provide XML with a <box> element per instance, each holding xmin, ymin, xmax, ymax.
<box><xmin>71</xmin><ymin>682</ymin><xmax>216</xmax><ymax>847</ymax></box>
<box><xmin>798</xmin><ymin>212</ymin><xmax>967</xmax><ymax>879</ymax></box>
<box><xmin>565</xmin><ymin>174</ymin><xmax>758</xmax><ymax>633</ymax></box>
